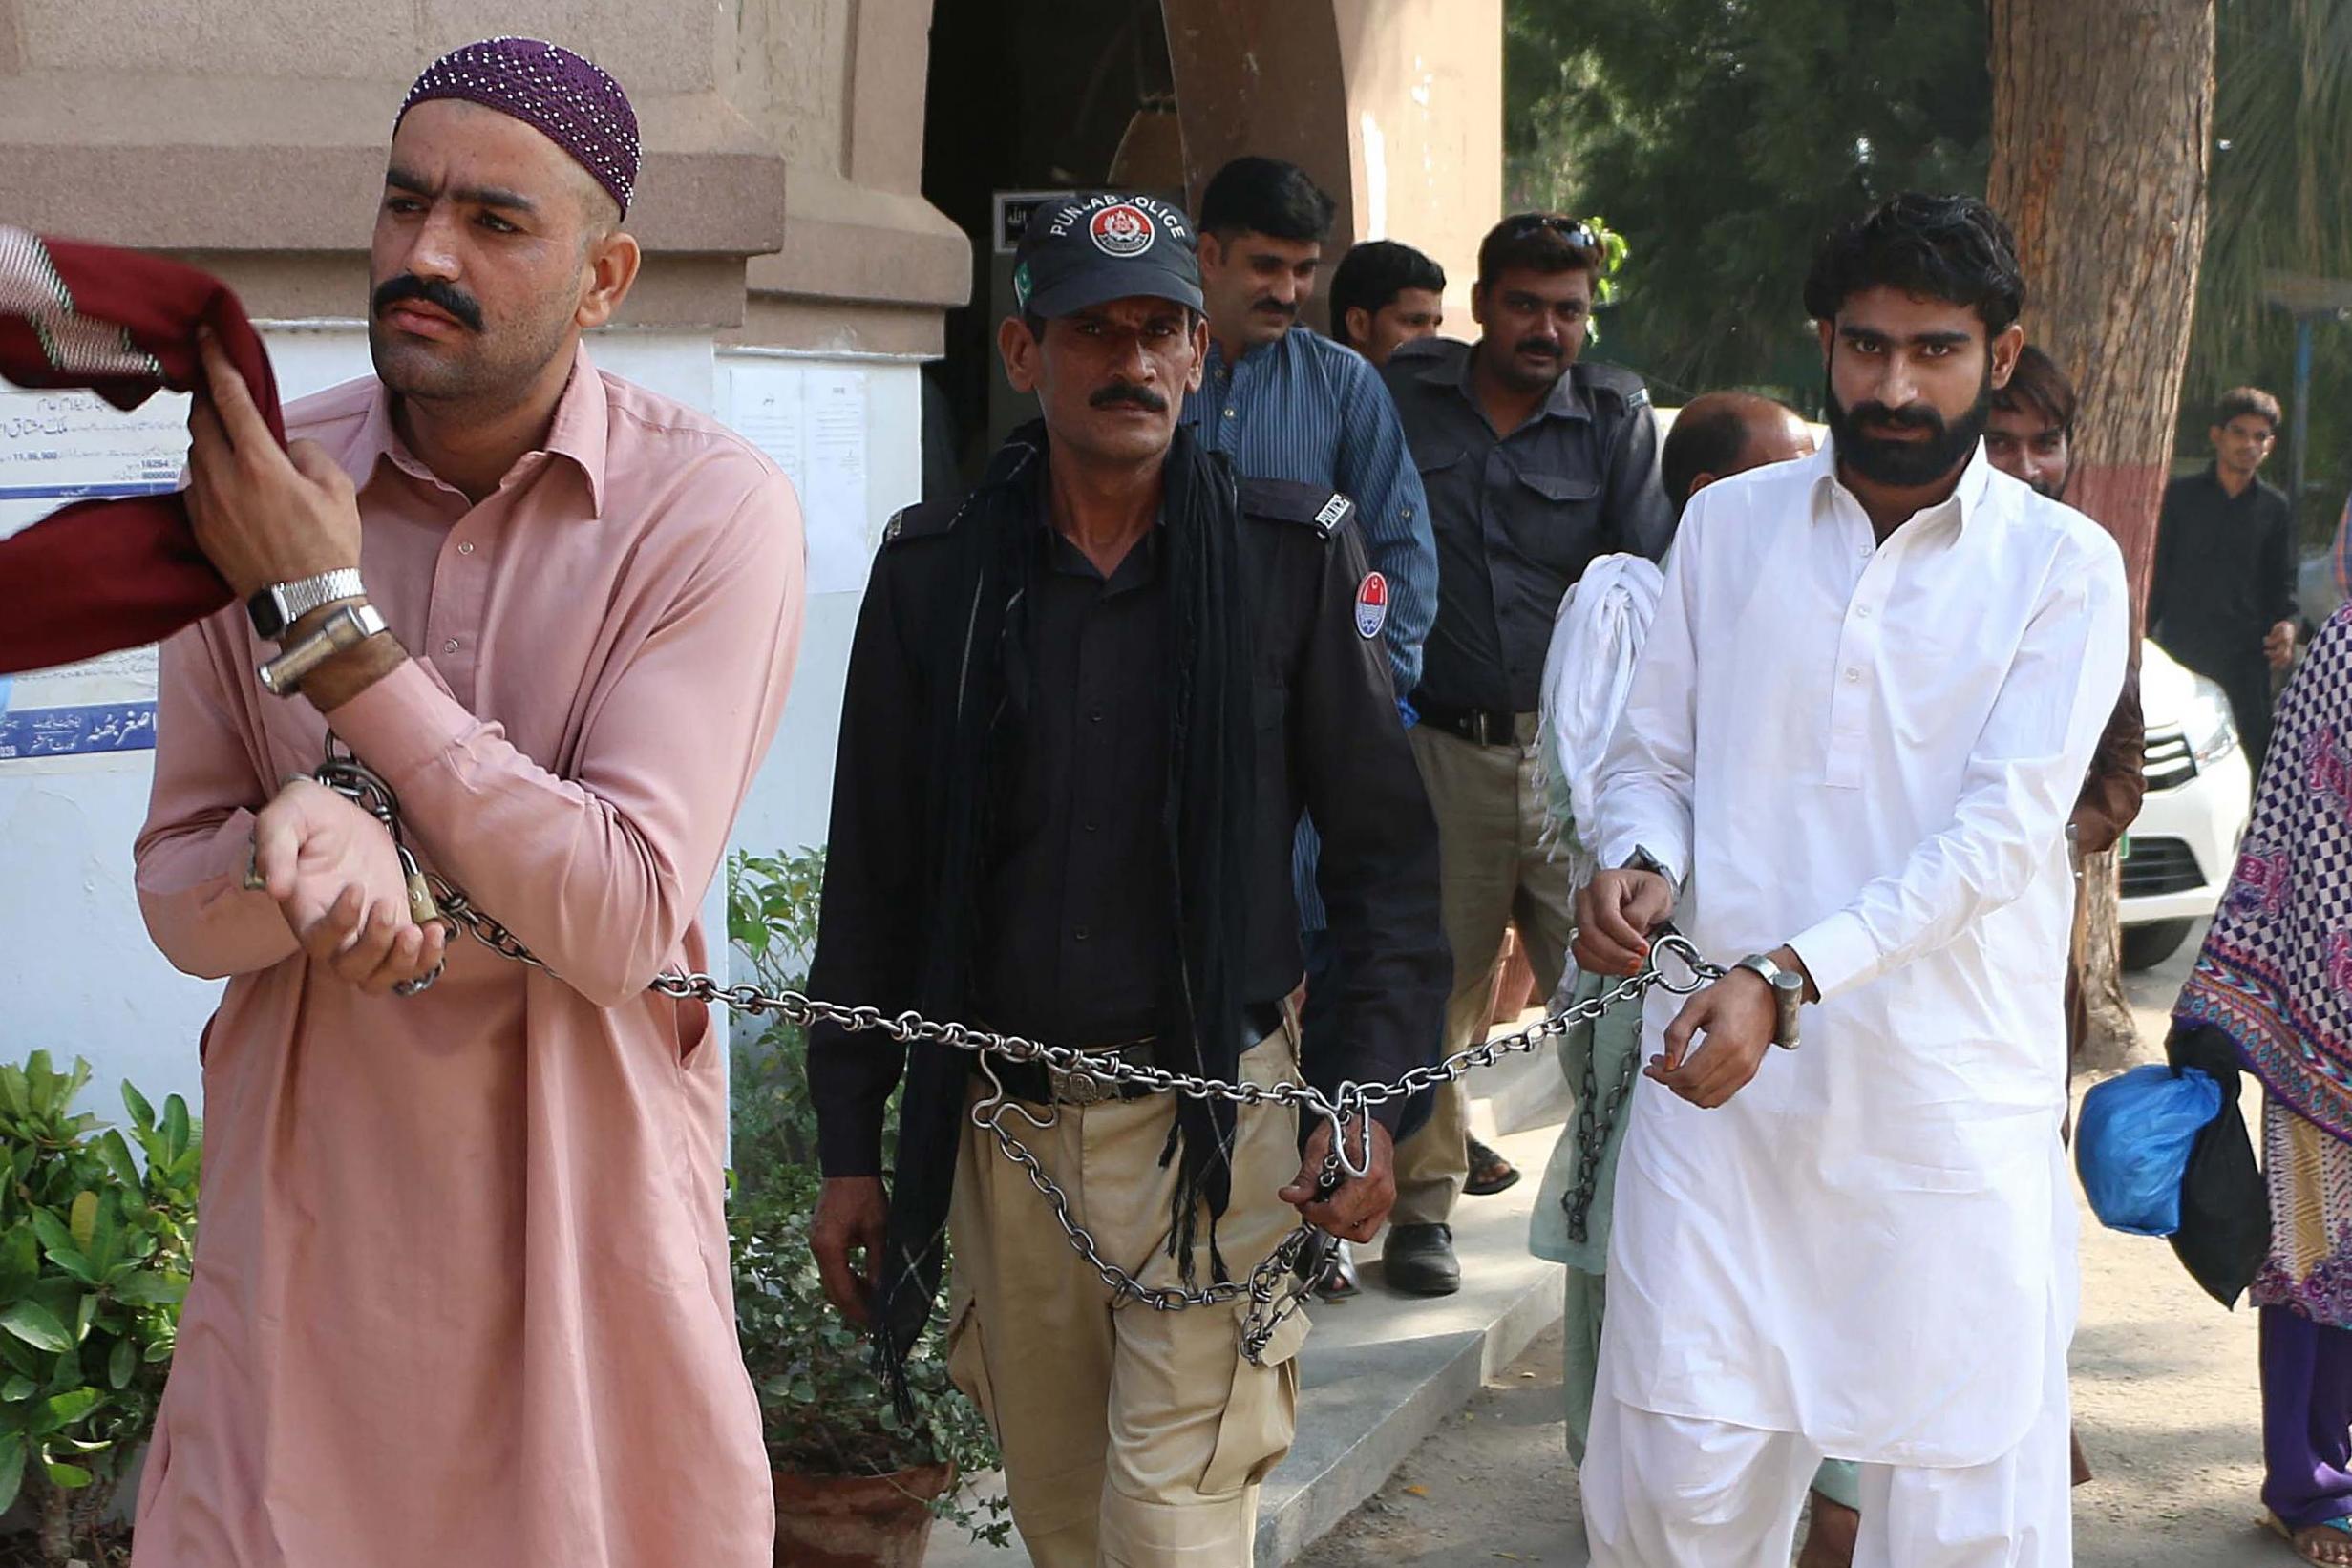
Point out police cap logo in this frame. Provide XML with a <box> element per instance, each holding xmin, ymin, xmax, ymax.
<box><xmin>1089</xmin><ymin>202</ymin><xmax>1157</xmax><ymax>258</ymax></box>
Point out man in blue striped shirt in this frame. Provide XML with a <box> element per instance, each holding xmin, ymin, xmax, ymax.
<box><xmin>1185</xmin><ymin>157</ymin><xmax>1439</xmax><ymax>1296</ymax></box>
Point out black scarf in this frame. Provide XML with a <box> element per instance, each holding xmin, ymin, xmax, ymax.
<box><xmin>873</xmin><ymin>420</ymin><xmax>1257</xmax><ymax>1403</ymax></box>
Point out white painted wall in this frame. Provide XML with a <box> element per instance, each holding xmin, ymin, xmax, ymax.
<box><xmin>0</xmin><ymin>325</ymin><xmax>912</xmax><ymax>1122</ymax></box>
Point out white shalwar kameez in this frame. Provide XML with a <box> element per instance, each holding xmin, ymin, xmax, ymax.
<box><xmin>1581</xmin><ymin>442</ymin><xmax>2128</xmax><ymax>1568</ymax></box>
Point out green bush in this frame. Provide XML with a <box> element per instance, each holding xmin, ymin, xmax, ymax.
<box><xmin>727</xmin><ymin>849</ymin><xmax>1009</xmax><ymax>1546</ymax></box>
<box><xmin>0</xmin><ymin>1053</ymin><xmax>198</xmax><ymax>1565</ymax></box>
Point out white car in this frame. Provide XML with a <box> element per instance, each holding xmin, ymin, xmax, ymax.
<box><xmin>2120</xmin><ymin>641</ymin><xmax>2252</xmax><ymax>969</ymax></box>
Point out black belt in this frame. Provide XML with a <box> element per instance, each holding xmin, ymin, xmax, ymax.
<box><xmin>993</xmin><ymin>1004</ymin><xmax>1285</xmax><ymax>1107</ymax></box>
<box><xmin>1415</xmin><ymin>699</ymin><xmax>1528</xmax><ymax>748</ymax></box>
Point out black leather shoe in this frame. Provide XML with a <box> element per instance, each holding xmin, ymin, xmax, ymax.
<box><xmin>1382</xmin><ymin>1222</ymin><xmax>1460</xmax><ymax>1296</ymax></box>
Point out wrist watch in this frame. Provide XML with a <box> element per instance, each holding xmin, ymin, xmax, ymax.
<box><xmin>1733</xmin><ymin>952</ymin><xmax>1806</xmax><ymax>1050</ymax></box>
<box><xmin>258</xmin><ymin>602</ymin><xmax>387</xmax><ymax>696</ymax></box>
<box><xmin>248</xmin><ymin>568</ymin><xmax>366</xmax><ymax>641</ymax></box>
<box><xmin>1621</xmin><ymin>845</ymin><xmax>1682</xmax><ymax>897</ymax></box>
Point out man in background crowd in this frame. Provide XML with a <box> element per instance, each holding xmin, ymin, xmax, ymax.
<box><xmin>1660</xmin><ymin>392</ymin><xmax>1814</xmax><ymax>507</ymax></box>
<box><xmin>2148</xmin><ymin>385</ymin><xmax>2299</xmax><ymax>777</ymax></box>
<box><xmin>1379</xmin><ymin>211</ymin><xmax>1673</xmax><ymax>1297</ymax></box>
<box><xmin>1184</xmin><ymin>156</ymin><xmax>1439</xmax><ymax>1299</ymax></box>
<box><xmin>1328</xmin><ymin>238</ymin><xmax>1447</xmax><ymax>368</ymax></box>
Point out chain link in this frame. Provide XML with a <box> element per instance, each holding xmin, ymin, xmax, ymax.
<box><xmin>308</xmin><ymin>751</ymin><xmax>1723</xmax><ymax>1361</ymax></box>
<box><xmin>1565</xmin><ymin>1002</ymin><xmax>1642</xmax><ymax>1245</ymax></box>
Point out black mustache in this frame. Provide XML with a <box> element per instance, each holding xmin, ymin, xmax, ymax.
<box><xmin>1251</xmin><ymin>296</ymin><xmax>1299</xmax><ymax>319</ymax></box>
<box><xmin>372</xmin><ymin>274</ymin><xmax>483</xmax><ymax>333</ymax></box>
<box><xmin>1091</xmin><ymin>382</ymin><xmax>1169</xmax><ymax>413</ymax></box>
<box><xmin>1852</xmin><ymin>402</ymin><xmax>1943</xmax><ymax>434</ymax></box>
<box><xmin>1514</xmin><ymin>337</ymin><xmax>1564</xmax><ymax>360</ymax></box>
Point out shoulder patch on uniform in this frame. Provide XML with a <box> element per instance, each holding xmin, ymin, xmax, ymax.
<box><xmin>1239</xmin><ymin>477</ymin><xmax>1355</xmax><ymax>538</ymax></box>
<box><xmin>1353</xmin><ymin>570</ymin><xmax>1389</xmax><ymax>640</ymax></box>
<box><xmin>1578</xmin><ymin>359</ymin><xmax>1652</xmax><ymax>410</ymax></box>
<box><xmin>880</xmin><ymin>499</ymin><xmax>960</xmax><ymax>548</ymax></box>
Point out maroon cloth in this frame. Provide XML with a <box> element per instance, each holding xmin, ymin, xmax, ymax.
<box><xmin>0</xmin><ymin>230</ymin><xmax>280</xmax><ymax>674</ymax></box>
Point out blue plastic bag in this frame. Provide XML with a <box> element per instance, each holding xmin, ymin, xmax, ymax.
<box><xmin>2075</xmin><ymin>1064</ymin><xmax>2224</xmax><ymax>1237</ymax></box>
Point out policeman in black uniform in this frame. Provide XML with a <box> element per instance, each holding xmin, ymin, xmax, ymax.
<box><xmin>803</xmin><ymin>191</ymin><xmax>1449</xmax><ymax>1566</ymax></box>
<box><xmin>1376</xmin><ymin>212</ymin><xmax>1675</xmax><ymax>1297</ymax></box>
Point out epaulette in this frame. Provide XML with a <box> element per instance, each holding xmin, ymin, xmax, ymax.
<box><xmin>1238</xmin><ymin>477</ymin><xmax>1356</xmax><ymax>539</ymax></box>
<box><xmin>1577</xmin><ymin>359</ymin><xmax>1653</xmax><ymax>413</ymax></box>
<box><xmin>879</xmin><ymin>498</ymin><xmax>962</xmax><ymax>548</ymax></box>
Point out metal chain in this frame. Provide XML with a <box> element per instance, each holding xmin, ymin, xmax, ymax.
<box><xmin>308</xmin><ymin>752</ymin><xmax>1723</xmax><ymax>1360</ymax></box>
<box><xmin>1565</xmin><ymin>1005</ymin><xmax>1642</xmax><ymax>1245</ymax></box>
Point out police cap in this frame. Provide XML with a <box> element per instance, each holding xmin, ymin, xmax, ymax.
<box><xmin>1012</xmin><ymin>193</ymin><xmax>1204</xmax><ymax>320</ymax></box>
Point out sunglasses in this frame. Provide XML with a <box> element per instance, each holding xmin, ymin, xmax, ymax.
<box><xmin>1501</xmin><ymin>214</ymin><xmax>1600</xmax><ymax>250</ymax></box>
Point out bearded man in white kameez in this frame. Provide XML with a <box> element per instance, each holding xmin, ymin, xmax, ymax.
<box><xmin>1572</xmin><ymin>193</ymin><xmax>2127</xmax><ymax>1568</ymax></box>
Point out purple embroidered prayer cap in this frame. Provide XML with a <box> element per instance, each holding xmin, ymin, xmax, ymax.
<box><xmin>398</xmin><ymin>37</ymin><xmax>641</xmax><ymax>217</ymax></box>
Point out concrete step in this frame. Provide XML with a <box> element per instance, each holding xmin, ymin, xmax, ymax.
<box><xmin>922</xmin><ymin>1119</ymin><xmax>1570</xmax><ymax>1566</ymax></box>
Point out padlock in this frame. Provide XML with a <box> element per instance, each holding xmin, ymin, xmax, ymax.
<box><xmin>396</xmin><ymin>845</ymin><xmax>442</xmax><ymax>927</ymax></box>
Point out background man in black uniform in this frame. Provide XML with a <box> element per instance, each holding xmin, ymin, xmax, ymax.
<box><xmin>1329</xmin><ymin>238</ymin><xmax>1448</xmax><ymax>368</ymax></box>
<box><xmin>1378</xmin><ymin>212</ymin><xmax>1674</xmax><ymax>1296</ymax></box>
<box><xmin>2147</xmin><ymin>384</ymin><xmax>2299</xmax><ymax>777</ymax></box>
<box><xmin>802</xmin><ymin>191</ymin><xmax>1449</xmax><ymax>1567</ymax></box>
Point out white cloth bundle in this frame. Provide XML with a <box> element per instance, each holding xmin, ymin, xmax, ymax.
<box><xmin>1536</xmin><ymin>552</ymin><xmax>1664</xmax><ymax>881</ymax></box>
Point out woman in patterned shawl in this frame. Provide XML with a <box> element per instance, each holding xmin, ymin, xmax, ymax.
<box><xmin>2176</xmin><ymin>604</ymin><xmax>2352</xmax><ymax>1565</ymax></box>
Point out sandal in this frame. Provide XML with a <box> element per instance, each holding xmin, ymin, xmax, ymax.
<box><xmin>1464</xmin><ymin>1135</ymin><xmax>1522</xmax><ymax>1197</ymax></box>
<box><xmin>2267</xmin><ymin>1511</ymin><xmax>2352</xmax><ymax>1566</ymax></box>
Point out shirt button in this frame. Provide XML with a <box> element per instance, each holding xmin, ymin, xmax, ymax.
<box><xmin>1073</xmin><ymin>927</ymin><xmax>1091</xmax><ymax>943</ymax></box>
<box><xmin>1856</xmin><ymin>604</ymin><xmax>1873</xmax><ymax>618</ymax></box>
<box><xmin>457</xmin><ymin>540</ymin><xmax>476</xmax><ymax>556</ymax></box>
<box><xmin>1844</xmin><ymin>667</ymin><xmax>1861</xmax><ymax>684</ymax></box>
<box><xmin>1083</xmin><ymin>821</ymin><xmax>1099</xmax><ymax>834</ymax></box>
<box><xmin>1090</xmin><ymin>709</ymin><xmax>1105</xmax><ymax>724</ymax></box>
<box><xmin>442</xmin><ymin>638</ymin><xmax>461</xmax><ymax>654</ymax></box>
<box><xmin>1224</xmin><ymin>408</ymin><xmax>1238</xmax><ymax>419</ymax></box>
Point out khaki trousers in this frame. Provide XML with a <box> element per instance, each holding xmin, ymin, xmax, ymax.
<box><xmin>1391</xmin><ymin>720</ymin><xmax>1577</xmax><ymax>1225</ymax></box>
<box><xmin>944</xmin><ymin>1025</ymin><xmax>1311</xmax><ymax>1566</ymax></box>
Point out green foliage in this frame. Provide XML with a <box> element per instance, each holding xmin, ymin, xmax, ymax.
<box><xmin>2184</xmin><ymin>0</ymin><xmax>2352</xmax><ymax>542</ymax></box>
<box><xmin>726</xmin><ymin>850</ymin><xmax>1010</xmax><ymax>1547</ymax></box>
<box><xmin>0</xmin><ymin>1053</ymin><xmax>199</xmax><ymax>1563</ymax></box>
<box><xmin>1506</xmin><ymin>0</ymin><xmax>1991</xmax><ymax>404</ymax></box>
<box><xmin>1505</xmin><ymin>0</ymin><xmax>2352</xmax><ymax>543</ymax></box>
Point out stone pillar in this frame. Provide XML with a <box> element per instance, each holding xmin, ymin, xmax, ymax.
<box><xmin>0</xmin><ymin>3</ymin><xmax>789</xmax><ymax>329</ymax></box>
<box><xmin>727</xmin><ymin>0</ymin><xmax>972</xmax><ymax>356</ymax></box>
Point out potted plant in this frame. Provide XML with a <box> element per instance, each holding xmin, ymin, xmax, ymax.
<box><xmin>728</xmin><ymin>851</ymin><xmax>1010</xmax><ymax>1566</ymax></box>
<box><xmin>0</xmin><ymin>1052</ymin><xmax>200</xmax><ymax>1566</ymax></box>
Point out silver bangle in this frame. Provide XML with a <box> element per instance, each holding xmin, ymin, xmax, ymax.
<box><xmin>1732</xmin><ymin>953</ymin><xmax>1806</xmax><ymax>1050</ymax></box>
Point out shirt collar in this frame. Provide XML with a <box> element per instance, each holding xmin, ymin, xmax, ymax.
<box><xmin>1811</xmin><ymin>436</ymin><xmax>1995</xmax><ymax>533</ymax></box>
<box><xmin>1211</xmin><ymin>325</ymin><xmax>1299</xmax><ymax>376</ymax></box>
<box><xmin>341</xmin><ymin>340</ymin><xmax>610</xmax><ymax>514</ymax></box>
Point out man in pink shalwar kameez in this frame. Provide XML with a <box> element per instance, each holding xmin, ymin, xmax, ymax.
<box><xmin>129</xmin><ymin>39</ymin><xmax>803</xmax><ymax>1567</ymax></box>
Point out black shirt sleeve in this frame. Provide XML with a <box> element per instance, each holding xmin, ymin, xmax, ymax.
<box><xmin>1290</xmin><ymin>521</ymin><xmax>1451</xmax><ymax>1128</ymax></box>
<box><xmin>804</xmin><ymin>553</ymin><xmax>926</xmax><ymax>1177</ymax></box>
<box><xmin>2265</xmin><ymin>497</ymin><xmax>2300</xmax><ymax>630</ymax></box>
<box><xmin>1604</xmin><ymin>398</ymin><xmax>1676</xmax><ymax>562</ymax></box>
<box><xmin>2147</xmin><ymin>485</ymin><xmax>2181</xmax><ymax>635</ymax></box>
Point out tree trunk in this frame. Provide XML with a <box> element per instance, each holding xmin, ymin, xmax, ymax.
<box><xmin>1988</xmin><ymin>0</ymin><xmax>2214</xmax><ymax>1068</ymax></box>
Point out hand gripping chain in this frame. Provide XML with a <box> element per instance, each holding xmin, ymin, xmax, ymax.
<box><xmin>306</xmin><ymin>751</ymin><xmax>1725</xmax><ymax>1363</ymax></box>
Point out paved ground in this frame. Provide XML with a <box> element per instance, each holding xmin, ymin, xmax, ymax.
<box><xmin>1299</xmin><ymin>929</ymin><xmax>2286</xmax><ymax>1568</ymax></box>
